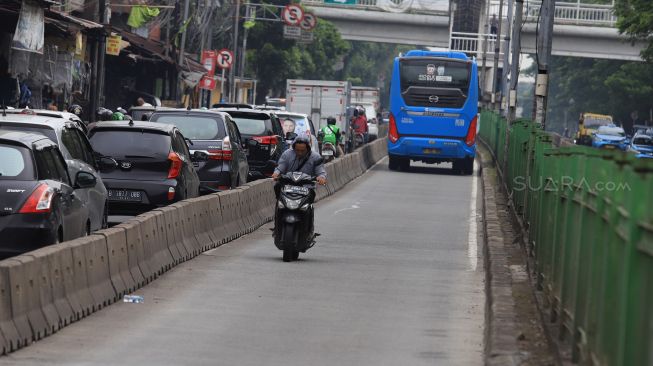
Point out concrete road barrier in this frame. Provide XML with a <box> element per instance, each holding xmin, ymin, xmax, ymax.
<box><xmin>33</xmin><ymin>247</ymin><xmax>75</xmax><ymax>327</ymax></box>
<box><xmin>153</xmin><ymin>206</ymin><xmax>188</xmax><ymax>263</ymax></box>
<box><xmin>98</xmin><ymin>228</ymin><xmax>135</xmax><ymax>297</ymax></box>
<box><xmin>6</xmin><ymin>255</ymin><xmax>51</xmax><ymax>341</ymax></box>
<box><xmin>81</xmin><ymin>235</ymin><xmax>118</xmax><ymax>307</ymax></box>
<box><xmin>116</xmin><ymin>220</ymin><xmax>154</xmax><ymax>284</ymax></box>
<box><xmin>0</xmin><ymin>260</ymin><xmax>23</xmax><ymax>352</ymax></box>
<box><xmin>206</xmin><ymin>194</ymin><xmax>227</xmax><ymax>246</ymax></box>
<box><xmin>57</xmin><ymin>243</ymin><xmax>93</xmax><ymax>320</ymax></box>
<box><xmin>0</xmin><ymin>138</ymin><xmax>388</xmax><ymax>356</ymax></box>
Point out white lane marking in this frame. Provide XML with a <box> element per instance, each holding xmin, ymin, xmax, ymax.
<box><xmin>468</xmin><ymin>161</ymin><xmax>479</xmax><ymax>271</ymax></box>
<box><xmin>334</xmin><ymin>201</ymin><xmax>360</xmax><ymax>215</ymax></box>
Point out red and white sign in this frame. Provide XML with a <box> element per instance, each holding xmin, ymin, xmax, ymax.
<box><xmin>216</xmin><ymin>48</ymin><xmax>234</xmax><ymax>69</ymax></box>
<box><xmin>281</xmin><ymin>4</ymin><xmax>304</xmax><ymax>26</ymax></box>
<box><xmin>299</xmin><ymin>12</ymin><xmax>317</xmax><ymax>31</ymax></box>
<box><xmin>199</xmin><ymin>75</ymin><xmax>216</xmax><ymax>90</ymax></box>
<box><xmin>201</xmin><ymin>50</ymin><xmax>217</xmax><ymax>77</ymax></box>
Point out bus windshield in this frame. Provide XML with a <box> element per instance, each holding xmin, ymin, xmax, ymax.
<box><xmin>399</xmin><ymin>58</ymin><xmax>470</xmax><ymax>92</ymax></box>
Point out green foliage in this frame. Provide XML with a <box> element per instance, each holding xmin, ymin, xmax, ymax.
<box><xmin>543</xmin><ymin>56</ymin><xmax>653</xmax><ymax>134</ymax></box>
<box><xmin>614</xmin><ymin>0</ymin><xmax>653</xmax><ymax>61</ymax></box>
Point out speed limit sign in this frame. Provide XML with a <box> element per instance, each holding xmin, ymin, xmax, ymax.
<box><xmin>299</xmin><ymin>12</ymin><xmax>317</xmax><ymax>31</ymax></box>
<box><xmin>281</xmin><ymin>4</ymin><xmax>304</xmax><ymax>26</ymax></box>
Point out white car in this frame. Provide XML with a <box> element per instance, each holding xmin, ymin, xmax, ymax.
<box><xmin>275</xmin><ymin>112</ymin><xmax>320</xmax><ymax>149</ymax></box>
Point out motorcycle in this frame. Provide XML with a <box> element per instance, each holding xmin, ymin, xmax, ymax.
<box><xmin>354</xmin><ymin>132</ymin><xmax>365</xmax><ymax>149</ymax></box>
<box><xmin>317</xmin><ymin>130</ymin><xmax>336</xmax><ymax>162</ymax></box>
<box><xmin>274</xmin><ymin>172</ymin><xmax>318</xmax><ymax>262</ymax></box>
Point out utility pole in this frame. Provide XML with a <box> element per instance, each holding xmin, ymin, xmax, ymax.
<box><xmin>501</xmin><ymin>0</ymin><xmax>513</xmax><ymax>115</ymax></box>
<box><xmin>491</xmin><ymin>0</ymin><xmax>505</xmax><ymax>110</ymax></box>
<box><xmin>238</xmin><ymin>4</ymin><xmax>252</xmax><ymax>102</ymax></box>
<box><xmin>229</xmin><ymin>0</ymin><xmax>241</xmax><ymax>103</ymax></box>
<box><xmin>533</xmin><ymin>0</ymin><xmax>555</xmax><ymax>129</ymax></box>
<box><xmin>177</xmin><ymin>0</ymin><xmax>191</xmax><ymax>103</ymax></box>
<box><xmin>508</xmin><ymin>0</ymin><xmax>523</xmax><ymax>123</ymax></box>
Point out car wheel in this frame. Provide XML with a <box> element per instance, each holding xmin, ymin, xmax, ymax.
<box><xmin>84</xmin><ymin>221</ymin><xmax>91</xmax><ymax>236</ymax></box>
<box><xmin>55</xmin><ymin>227</ymin><xmax>63</xmax><ymax>244</ymax></box>
<box><xmin>388</xmin><ymin>155</ymin><xmax>400</xmax><ymax>171</ymax></box>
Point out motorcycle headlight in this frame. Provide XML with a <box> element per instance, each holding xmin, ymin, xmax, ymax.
<box><xmin>283</xmin><ymin>197</ymin><xmax>302</xmax><ymax>210</ymax></box>
<box><xmin>299</xmin><ymin>203</ymin><xmax>311</xmax><ymax>211</ymax></box>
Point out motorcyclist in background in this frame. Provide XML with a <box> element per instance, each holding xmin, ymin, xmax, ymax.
<box><xmin>352</xmin><ymin>106</ymin><xmax>369</xmax><ymax>144</ymax></box>
<box><xmin>320</xmin><ymin>116</ymin><xmax>344</xmax><ymax>157</ymax></box>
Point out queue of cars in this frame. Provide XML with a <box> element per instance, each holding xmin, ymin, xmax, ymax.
<box><xmin>0</xmin><ymin>104</ymin><xmax>326</xmax><ymax>256</ymax></box>
<box><xmin>574</xmin><ymin>112</ymin><xmax>653</xmax><ymax>158</ymax></box>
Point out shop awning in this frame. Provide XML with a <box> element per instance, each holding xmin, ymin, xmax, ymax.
<box><xmin>109</xmin><ymin>26</ymin><xmax>204</xmax><ymax>73</ymax></box>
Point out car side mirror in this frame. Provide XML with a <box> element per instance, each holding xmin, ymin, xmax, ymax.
<box><xmin>97</xmin><ymin>156</ymin><xmax>118</xmax><ymax>171</ymax></box>
<box><xmin>192</xmin><ymin>151</ymin><xmax>208</xmax><ymax>162</ymax></box>
<box><xmin>185</xmin><ymin>137</ymin><xmax>194</xmax><ymax>146</ymax></box>
<box><xmin>285</xmin><ymin>132</ymin><xmax>297</xmax><ymax>140</ymax></box>
<box><xmin>75</xmin><ymin>171</ymin><xmax>97</xmax><ymax>189</ymax></box>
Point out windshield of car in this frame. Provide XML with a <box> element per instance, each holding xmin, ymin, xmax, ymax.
<box><xmin>597</xmin><ymin>127</ymin><xmax>625</xmax><ymax>137</ymax></box>
<box><xmin>89</xmin><ymin>129</ymin><xmax>171</xmax><ymax>159</ymax></box>
<box><xmin>231</xmin><ymin>115</ymin><xmax>270</xmax><ymax>135</ymax></box>
<box><xmin>633</xmin><ymin>137</ymin><xmax>653</xmax><ymax>146</ymax></box>
<box><xmin>277</xmin><ymin>115</ymin><xmax>312</xmax><ymax>136</ymax></box>
<box><xmin>584</xmin><ymin>117</ymin><xmax>612</xmax><ymax>129</ymax></box>
<box><xmin>150</xmin><ymin>115</ymin><xmax>225</xmax><ymax>140</ymax></box>
<box><xmin>0</xmin><ymin>144</ymin><xmax>35</xmax><ymax>180</ymax></box>
<box><xmin>0</xmin><ymin>124</ymin><xmax>58</xmax><ymax>143</ymax></box>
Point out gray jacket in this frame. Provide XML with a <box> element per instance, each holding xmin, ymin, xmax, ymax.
<box><xmin>274</xmin><ymin>149</ymin><xmax>327</xmax><ymax>180</ymax></box>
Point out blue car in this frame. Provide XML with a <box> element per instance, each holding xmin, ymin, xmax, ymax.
<box><xmin>591</xmin><ymin>125</ymin><xmax>628</xmax><ymax>151</ymax></box>
<box><xmin>627</xmin><ymin>133</ymin><xmax>653</xmax><ymax>158</ymax></box>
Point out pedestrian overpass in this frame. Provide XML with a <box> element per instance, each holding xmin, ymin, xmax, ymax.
<box><xmin>304</xmin><ymin>0</ymin><xmax>646</xmax><ymax>62</ymax></box>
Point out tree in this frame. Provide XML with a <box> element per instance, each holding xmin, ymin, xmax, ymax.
<box><xmin>614</xmin><ymin>0</ymin><xmax>653</xmax><ymax>62</ymax></box>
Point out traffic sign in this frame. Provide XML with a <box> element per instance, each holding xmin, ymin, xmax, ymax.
<box><xmin>199</xmin><ymin>75</ymin><xmax>217</xmax><ymax>90</ymax></box>
<box><xmin>201</xmin><ymin>50</ymin><xmax>217</xmax><ymax>77</ymax></box>
<box><xmin>216</xmin><ymin>48</ymin><xmax>234</xmax><ymax>70</ymax></box>
<box><xmin>299</xmin><ymin>12</ymin><xmax>317</xmax><ymax>31</ymax></box>
<box><xmin>281</xmin><ymin>4</ymin><xmax>304</xmax><ymax>26</ymax></box>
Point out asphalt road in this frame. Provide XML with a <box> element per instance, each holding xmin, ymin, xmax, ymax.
<box><xmin>2</xmin><ymin>160</ymin><xmax>485</xmax><ymax>366</ymax></box>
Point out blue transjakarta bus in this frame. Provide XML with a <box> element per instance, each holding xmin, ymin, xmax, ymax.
<box><xmin>387</xmin><ymin>50</ymin><xmax>478</xmax><ymax>175</ymax></box>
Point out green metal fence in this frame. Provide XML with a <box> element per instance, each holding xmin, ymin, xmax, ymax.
<box><xmin>479</xmin><ymin>110</ymin><xmax>653</xmax><ymax>366</ymax></box>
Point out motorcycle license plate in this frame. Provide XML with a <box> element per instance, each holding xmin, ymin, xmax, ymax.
<box><xmin>283</xmin><ymin>186</ymin><xmax>309</xmax><ymax>194</ymax></box>
<box><xmin>322</xmin><ymin>150</ymin><xmax>334</xmax><ymax>156</ymax></box>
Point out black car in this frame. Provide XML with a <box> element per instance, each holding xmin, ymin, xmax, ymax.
<box><xmin>87</xmin><ymin>121</ymin><xmax>202</xmax><ymax>215</ymax></box>
<box><xmin>0</xmin><ymin>131</ymin><xmax>98</xmax><ymax>255</ymax></box>
<box><xmin>149</xmin><ymin>109</ymin><xmax>250</xmax><ymax>192</ymax></box>
<box><xmin>1</xmin><ymin>112</ymin><xmax>112</xmax><ymax>233</ymax></box>
<box><xmin>215</xmin><ymin>108</ymin><xmax>285</xmax><ymax>179</ymax></box>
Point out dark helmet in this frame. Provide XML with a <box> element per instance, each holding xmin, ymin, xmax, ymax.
<box><xmin>327</xmin><ymin>116</ymin><xmax>336</xmax><ymax>125</ymax></box>
<box><xmin>68</xmin><ymin>104</ymin><xmax>82</xmax><ymax>116</ymax></box>
<box><xmin>292</xmin><ymin>135</ymin><xmax>312</xmax><ymax>151</ymax></box>
<box><xmin>96</xmin><ymin>107</ymin><xmax>113</xmax><ymax>121</ymax></box>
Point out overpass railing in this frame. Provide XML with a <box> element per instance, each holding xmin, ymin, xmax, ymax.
<box><xmin>449</xmin><ymin>32</ymin><xmax>505</xmax><ymax>58</ymax></box>
<box><xmin>302</xmin><ymin>0</ymin><xmax>450</xmax><ymax>15</ymax></box>
<box><xmin>489</xmin><ymin>0</ymin><xmax>617</xmax><ymax>26</ymax></box>
<box><xmin>479</xmin><ymin>111</ymin><xmax>653</xmax><ymax>366</ymax></box>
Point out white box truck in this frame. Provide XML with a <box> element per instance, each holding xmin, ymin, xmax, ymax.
<box><xmin>285</xmin><ymin>79</ymin><xmax>352</xmax><ymax>131</ymax></box>
<box><xmin>351</xmin><ymin>86</ymin><xmax>380</xmax><ymax>112</ymax></box>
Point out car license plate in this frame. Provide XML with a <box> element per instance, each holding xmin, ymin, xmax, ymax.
<box><xmin>322</xmin><ymin>150</ymin><xmax>334</xmax><ymax>156</ymax></box>
<box><xmin>423</xmin><ymin>148</ymin><xmax>441</xmax><ymax>154</ymax></box>
<box><xmin>283</xmin><ymin>186</ymin><xmax>309</xmax><ymax>194</ymax></box>
<box><xmin>108</xmin><ymin>189</ymin><xmax>142</xmax><ymax>202</ymax></box>
<box><xmin>603</xmin><ymin>145</ymin><xmax>615</xmax><ymax>150</ymax></box>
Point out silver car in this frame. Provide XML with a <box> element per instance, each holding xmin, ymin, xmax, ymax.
<box><xmin>1</xmin><ymin>111</ymin><xmax>113</xmax><ymax>232</ymax></box>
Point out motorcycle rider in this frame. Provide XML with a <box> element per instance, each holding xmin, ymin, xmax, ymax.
<box><xmin>320</xmin><ymin>116</ymin><xmax>344</xmax><ymax>157</ymax></box>
<box><xmin>352</xmin><ymin>106</ymin><xmax>368</xmax><ymax>145</ymax></box>
<box><xmin>271</xmin><ymin>135</ymin><xmax>327</xmax><ymax>237</ymax></box>
<box><xmin>272</xmin><ymin>135</ymin><xmax>327</xmax><ymax>200</ymax></box>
